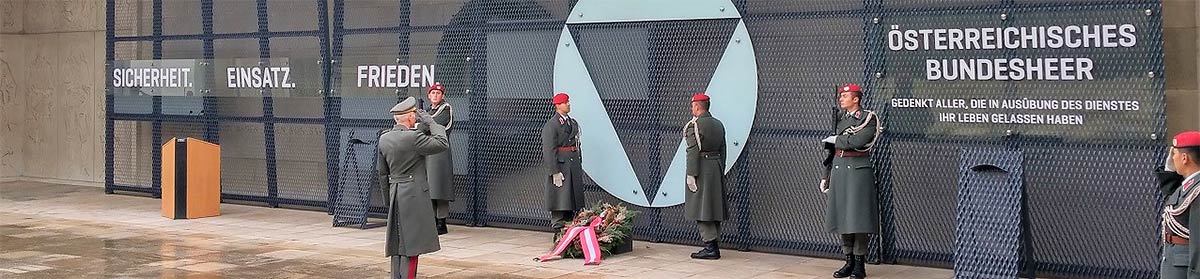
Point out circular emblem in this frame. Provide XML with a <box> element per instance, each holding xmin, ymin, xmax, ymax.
<box><xmin>553</xmin><ymin>0</ymin><xmax>759</xmax><ymax>207</ymax></box>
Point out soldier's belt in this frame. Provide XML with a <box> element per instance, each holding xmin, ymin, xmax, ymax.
<box><xmin>388</xmin><ymin>174</ymin><xmax>414</xmax><ymax>183</ymax></box>
<box><xmin>835</xmin><ymin>150</ymin><xmax>869</xmax><ymax>157</ymax></box>
<box><xmin>1168</xmin><ymin>234</ymin><xmax>1190</xmax><ymax>245</ymax></box>
<box><xmin>556</xmin><ymin>146</ymin><xmax>579</xmax><ymax>152</ymax></box>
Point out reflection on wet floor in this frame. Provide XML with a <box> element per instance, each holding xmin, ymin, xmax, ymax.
<box><xmin>0</xmin><ymin>181</ymin><xmax>953</xmax><ymax>279</ymax></box>
<box><xmin>1</xmin><ymin>222</ymin><xmax>368</xmax><ymax>278</ymax></box>
<box><xmin>0</xmin><ymin>218</ymin><xmax>555</xmax><ymax>278</ymax></box>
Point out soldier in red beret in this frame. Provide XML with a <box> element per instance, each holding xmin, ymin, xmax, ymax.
<box><xmin>821</xmin><ymin>83</ymin><xmax>882</xmax><ymax>279</ymax></box>
<box><xmin>424</xmin><ymin>82</ymin><xmax>455</xmax><ymax>235</ymax></box>
<box><xmin>683</xmin><ymin>93</ymin><xmax>728</xmax><ymax>260</ymax></box>
<box><xmin>541</xmin><ymin>93</ymin><xmax>586</xmax><ymax>232</ymax></box>
<box><xmin>1159</xmin><ymin>131</ymin><xmax>1200</xmax><ymax>278</ymax></box>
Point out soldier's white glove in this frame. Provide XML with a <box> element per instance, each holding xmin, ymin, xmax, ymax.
<box><xmin>686</xmin><ymin>176</ymin><xmax>698</xmax><ymax>193</ymax></box>
<box><xmin>819</xmin><ymin>179</ymin><xmax>829</xmax><ymax>193</ymax></box>
<box><xmin>821</xmin><ymin>135</ymin><xmax>837</xmax><ymax>144</ymax></box>
<box><xmin>552</xmin><ymin>172</ymin><xmax>564</xmax><ymax>187</ymax></box>
<box><xmin>1165</xmin><ymin>149</ymin><xmax>1177</xmax><ymax>172</ymax></box>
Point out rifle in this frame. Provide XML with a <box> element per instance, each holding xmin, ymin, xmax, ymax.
<box><xmin>822</xmin><ymin>106</ymin><xmax>838</xmax><ymax>180</ymax></box>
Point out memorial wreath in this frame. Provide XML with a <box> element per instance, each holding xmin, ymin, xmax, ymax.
<box><xmin>552</xmin><ymin>202</ymin><xmax>639</xmax><ymax>258</ymax></box>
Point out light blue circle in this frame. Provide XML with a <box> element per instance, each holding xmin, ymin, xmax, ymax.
<box><xmin>552</xmin><ymin>0</ymin><xmax>758</xmax><ymax>207</ymax></box>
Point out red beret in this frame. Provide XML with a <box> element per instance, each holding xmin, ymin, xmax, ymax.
<box><xmin>1174</xmin><ymin>131</ymin><xmax>1200</xmax><ymax>148</ymax></box>
<box><xmin>428</xmin><ymin>82</ymin><xmax>445</xmax><ymax>93</ymax></box>
<box><xmin>839</xmin><ymin>84</ymin><xmax>862</xmax><ymax>93</ymax></box>
<box><xmin>552</xmin><ymin>93</ymin><xmax>570</xmax><ymax>105</ymax></box>
<box><xmin>692</xmin><ymin>93</ymin><xmax>710</xmax><ymax>102</ymax></box>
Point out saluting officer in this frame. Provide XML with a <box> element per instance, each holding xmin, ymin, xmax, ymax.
<box><xmin>1159</xmin><ymin>131</ymin><xmax>1200</xmax><ymax>278</ymax></box>
<box><xmin>377</xmin><ymin>97</ymin><xmax>448</xmax><ymax>279</ymax></box>
<box><xmin>425</xmin><ymin>82</ymin><xmax>455</xmax><ymax>235</ymax></box>
<box><xmin>820</xmin><ymin>83</ymin><xmax>882</xmax><ymax>279</ymax></box>
<box><xmin>541</xmin><ymin>93</ymin><xmax>586</xmax><ymax>230</ymax></box>
<box><xmin>683</xmin><ymin>93</ymin><xmax>727</xmax><ymax>260</ymax></box>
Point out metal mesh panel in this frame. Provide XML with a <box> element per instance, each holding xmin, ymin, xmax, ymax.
<box><xmin>213</xmin><ymin>0</ymin><xmax>258</xmax><ymax>34</ymax></box>
<box><xmin>875</xmin><ymin>8</ymin><xmax>1011</xmax><ymax>139</ymax></box>
<box><xmin>874</xmin><ymin>2</ymin><xmax>1164</xmax><ymax>278</ymax></box>
<box><xmin>112</xmin><ymin>121</ymin><xmax>152</xmax><ymax>187</ymax></box>
<box><xmin>742</xmin><ymin>0</ymin><xmax>863</xmax><ymax>15</ymax></box>
<box><xmin>212</xmin><ymin>40</ymin><xmax>267</xmax><ymax>118</ymax></box>
<box><xmin>220</xmin><ymin>122</ymin><xmax>269</xmax><ymax>197</ymax></box>
<box><xmin>484</xmin><ymin>28</ymin><xmax>556</xmax><ymax>100</ymax></box>
<box><xmin>476</xmin><ymin>115</ymin><xmax>548</xmax><ymax>225</ymax></box>
<box><xmin>882</xmin><ymin>0</ymin><xmax>1003</xmax><ymax>10</ymax></box>
<box><xmin>275</xmin><ymin>124</ymin><xmax>328</xmax><ymax>202</ymax></box>
<box><xmin>1024</xmin><ymin>144</ymin><xmax>1160</xmax><ymax>278</ymax></box>
<box><xmin>161</xmin><ymin>41</ymin><xmax>204</xmax><ymax>59</ymax></box>
<box><xmin>738</xmin><ymin>134</ymin><xmax>841</xmax><ymax>254</ymax></box>
<box><xmin>113</xmin><ymin>0</ymin><xmax>153</xmax><ymax>37</ymax></box>
<box><xmin>269</xmin><ymin>38</ymin><xmax>324</xmax><ymax>99</ymax></box>
<box><xmin>733</xmin><ymin>7</ymin><xmax>869</xmax><ymax>258</ymax></box>
<box><xmin>573</xmin><ymin>19</ymin><xmax>736</xmax><ymax>195</ymax></box>
<box><xmin>113</xmin><ymin>41</ymin><xmax>153</xmax><ymax>61</ymax></box>
<box><xmin>954</xmin><ymin>148</ymin><xmax>1026</xmax><ymax>278</ymax></box>
<box><xmin>1007</xmin><ymin>5</ymin><xmax>1162</xmax><ymax>141</ymax></box>
<box><xmin>266</xmin><ymin>0</ymin><xmax>321</xmax><ymax>32</ymax></box>
<box><xmin>162</xmin><ymin>0</ymin><xmax>202</xmax><ymax>35</ymax></box>
<box><xmin>472</xmin><ymin>0</ymin><xmax>567</xmax><ymax>228</ymax></box>
<box><xmin>411</xmin><ymin>0</ymin><xmax>480</xmax><ymax>27</ymax></box>
<box><xmin>106</xmin><ymin>1</ymin><xmax>1168</xmax><ymax>278</ymax></box>
<box><xmin>743</xmin><ymin>16</ymin><xmax>865</xmax><ymax>132</ymax></box>
<box><xmin>341</xmin><ymin>0</ymin><xmax>402</xmax><ymax>29</ymax></box>
<box><xmin>160</xmin><ymin>121</ymin><xmax>207</xmax><ymax>140</ymax></box>
<box><xmin>887</xmin><ymin>139</ymin><xmax>959</xmax><ymax>263</ymax></box>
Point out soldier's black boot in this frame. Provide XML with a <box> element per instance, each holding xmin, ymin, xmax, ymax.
<box><xmin>850</xmin><ymin>255</ymin><xmax>867</xmax><ymax>278</ymax></box>
<box><xmin>832</xmin><ymin>254</ymin><xmax>855</xmax><ymax>278</ymax></box>
<box><xmin>690</xmin><ymin>240</ymin><xmax>721</xmax><ymax>260</ymax></box>
<box><xmin>689</xmin><ymin>243</ymin><xmax>711</xmax><ymax>258</ymax></box>
<box><xmin>436</xmin><ymin>218</ymin><xmax>448</xmax><ymax>235</ymax></box>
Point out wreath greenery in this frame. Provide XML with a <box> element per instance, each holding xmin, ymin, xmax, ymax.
<box><xmin>552</xmin><ymin>202</ymin><xmax>639</xmax><ymax>258</ymax></box>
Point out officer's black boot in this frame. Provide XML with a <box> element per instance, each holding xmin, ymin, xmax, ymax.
<box><xmin>850</xmin><ymin>255</ymin><xmax>867</xmax><ymax>278</ymax></box>
<box><xmin>436</xmin><ymin>218</ymin><xmax>448</xmax><ymax>235</ymax></box>
<box><xmin>690</xmin><ymin>240</ymin><xmax>721</xmax><ymax>260</ymax></box>
<box><xmin>833</xmin><ymin>254</ymin><xmax>855</xmax><ymax>278</ymax></box>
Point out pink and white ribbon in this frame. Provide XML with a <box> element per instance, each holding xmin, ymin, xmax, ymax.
<box><xmin>535</xmin><ymin>216</ymin><xmax>605</xmax><ymax>265</ymax></box>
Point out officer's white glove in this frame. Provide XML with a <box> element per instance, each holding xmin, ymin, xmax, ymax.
<box><xmin>822</xmin><ymin>135</ymin><xmax>838</xmax><ymax>144</ymax></box>
<box><xmin>415</xmin><ymin>122</ymin><xmax>430</xmax><ymax>135</ymax></box>
<box><xmin>819</xmin><ymin>179</ymin><xmax>829</xmax><ymax>193</ymax></box>
<box><xmin>552</xmin><ymin>172</ymin><xmax>564</xmax><ymax>187</ymax></box>
<box><xmin>416</xmin><ymin>109</ymin><xmax>436</xmax><ymax>126</ymax></box>
<box><xmin>686</xmin><ymin>176</ymin><xmax>698</xmax><ymax>193</ymax></box>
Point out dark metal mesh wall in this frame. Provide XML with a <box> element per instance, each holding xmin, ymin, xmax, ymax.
<box><xmin>107</xmin><ymin>0</ymin><xmax>331</xmax><ymax>210</ymax></box>
<box><xmin>107</xmin><ymin>1</ymin><xmax>1166</xmax><ymax>278</ymax></box>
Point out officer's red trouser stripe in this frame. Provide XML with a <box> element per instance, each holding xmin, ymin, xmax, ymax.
<box><xmin>535</xmin><ymin>216</ymin><xmax>604</xmax><ymax>265</ymax></box>
<box><xmin>408</xmin><ymin>256</ymin><xmax>418</xmax><ymax>279</ymax></box>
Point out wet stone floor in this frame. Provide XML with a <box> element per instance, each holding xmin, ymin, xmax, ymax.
<box><xmin>0</xmin><ymin>181</ymin><xmax>952</xmax><ymax>278</ymax></box>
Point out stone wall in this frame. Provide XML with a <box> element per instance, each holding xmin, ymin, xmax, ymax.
<box><xmin>0</xmin><ymin>0</ymin><xmax>105</xmax><ymax>185</ymax></box>
<box><xmin>1164</xmin><ymin>0</ymin><xmax>1200</xmax><ymax>135</ymax></box>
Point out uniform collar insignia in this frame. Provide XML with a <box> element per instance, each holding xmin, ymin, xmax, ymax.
<box><xmin>845</xmin><ymin>110</ymin><xmax>862</xmax><ymax>119</ymax></box>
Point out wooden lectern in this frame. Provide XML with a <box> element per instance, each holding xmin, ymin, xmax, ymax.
<box><xmin>161</xmin><ymin>137</ymin><xmax>221</xmax><ymax>219</ymax></box>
